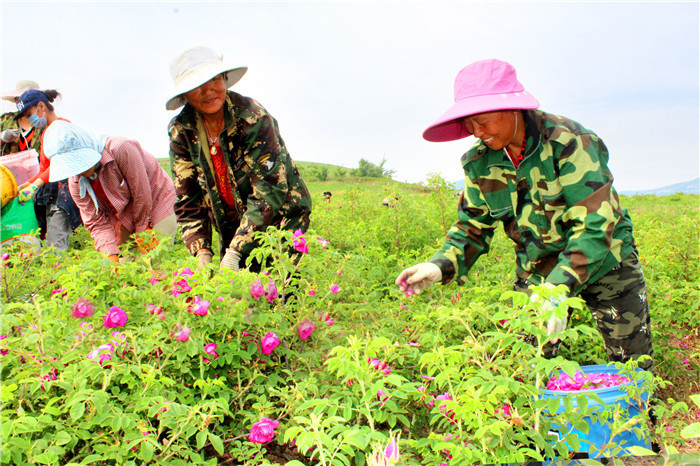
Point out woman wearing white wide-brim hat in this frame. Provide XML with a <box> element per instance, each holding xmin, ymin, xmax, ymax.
<box><xmin>43</xmin><ymin>120</ymin><xmax>177</xmax><ymax>262</ymax></box>
<box><xmin>396</xmin><ymin>59</ymin><xmax>654</xmax><ymax>373</ymax></box>
<box><xmin>166</xmin><ymin>46</ymin><xmax>312</xmax><ymax>273</ymax></box>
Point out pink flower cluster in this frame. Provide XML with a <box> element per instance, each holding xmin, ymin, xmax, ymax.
<box><xmin>546</xmin><ymin>371</ymin><xmax>631</xmax><ymax>391</ymax></box>
<box><xmin>368</xmin><ymin>358</ymin><xmax>392</xmax><ymax>375</ymax></box>
<box><xmin>249</xmin><ymin>278</ymin><xmax>278</xmax><ymax>304</ymax></box>
<box><xmin>188</xmin><ymin>295</ymin><xmax>210</xmax><ymax>316</ymax></box>
<box><xmin>88</xmin><ymin>331</ymin><xmax>128</xmax><ymax>367</ymax></box>
<box><xmin>248</xmin><ymin>417</ymin><xmax>279</xmax><ymax>444</ymax></box>
<box><xmin>172</xmin><ymin>268</ymin><xmax>194</xmax><ymax>297</ymax></box>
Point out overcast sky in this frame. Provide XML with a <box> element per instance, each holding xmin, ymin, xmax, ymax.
<box><xmin>2</xmin><ymin>1</ymin><xmax>698</xmax><ymax>191</ymax></box>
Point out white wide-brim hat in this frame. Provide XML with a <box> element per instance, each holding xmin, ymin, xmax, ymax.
<box><xmin>2</xmin><ymin>79</ymin><xmax>40</xmax><ymax>103</ymax></box>
<box><xmin>166</xmin><ymin>46</ymin><xmax>247</xmax><ymax>111</ymax></box>
<box><xmin>43</xmin><ymin>121</ymin><xmax>103</xmax><ymax>182</ymax></box>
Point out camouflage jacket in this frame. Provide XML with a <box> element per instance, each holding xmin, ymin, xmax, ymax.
<box><xmin>168</xmin><ymin>91</ymin><xmax>312</xmax><ymax>257</ymax></box>
<box><xmin>430</xmin><ymin>109</ymin><xmax>635</xmax><ymax>295</ymax></box>
<box><xmin>0</xmin><ymin>111</ymin><xmax>43</xmax><ymax>156</ymax></box>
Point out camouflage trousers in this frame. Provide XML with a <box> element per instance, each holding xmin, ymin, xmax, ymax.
<box><xmin>515</xmin><ymin>248</ymin><xmax>655</xmax><ymax>372</ymax></box>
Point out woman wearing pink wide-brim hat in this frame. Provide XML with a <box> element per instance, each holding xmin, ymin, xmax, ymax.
<box><xmin>396</xmin><ymin>59</ymin><xmax>654</xmax><ymax>372</ymax></box>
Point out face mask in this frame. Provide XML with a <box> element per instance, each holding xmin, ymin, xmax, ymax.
<box><xmin>28</xmin><ymin>112</ymin><xmax>47</xmax><ymax>129</ymax></box>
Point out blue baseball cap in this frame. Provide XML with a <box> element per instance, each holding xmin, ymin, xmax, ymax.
<box><xmin>15</xmin><ymin>89</ymin><xmax>49</xmax><ymax>119</ymax></box>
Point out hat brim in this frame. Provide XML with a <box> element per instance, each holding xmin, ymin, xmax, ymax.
<box><xmin>47</xmin><ymin>147</ymin><xmax>102</xmax><ymax>182</ymax></box>
<box><xmin>166</xmin><ymin>65</ymin><xmax>247</xmax><ymax>111</ymax></box>
<box><xmin>2</xmin><ymin>88</ymin><xmax>32</xmax><ymax>103</ymax></box>
<box><xmin>423</xmin><ymin>91</ymin><xmax>540</xmax><ymax>142</ymax></box>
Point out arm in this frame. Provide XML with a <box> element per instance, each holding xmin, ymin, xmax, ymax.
<box><xmin>168</xmin><ymin>123</ymin><xmax>213</xmax><ymax>256</ymax></box>
<box><xmin>68</xmin><ymin>178</ymin><xmax>121</xmax><ymax>255</ymax></box>
<box><xmin>428</xmin><ymin>171</ymin><xmax>498</xmax><ymax>285</ymax></box>
<box><xmin>228</xmin><ymin>112</ymin><xmax>293</xmax><ymax>256</ymax></box>
<box><xmin>545</xmin><ymin>132</ymin><xmax>622</xmax><ymax>294</ymax></box>
<box><xmin>109</xmin><ymin>139</ymin><xmax>153</xmax><ymax>233</ymax></box>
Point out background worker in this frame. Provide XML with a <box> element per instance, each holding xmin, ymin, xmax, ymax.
<box><xmin>13</xmin><ymin>89</ymin><xmax>81</xmax><ymax>249</ymax></box>
<box><xmin>43</xmin><ymin>121</ymin><xmax>176</xmax><ymax>262</ymax></box>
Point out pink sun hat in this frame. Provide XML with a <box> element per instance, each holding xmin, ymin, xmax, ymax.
<box><xmin>423</xmin><ymin>59</ymin><xmax>539</xmax><ymax>142</ymax></box>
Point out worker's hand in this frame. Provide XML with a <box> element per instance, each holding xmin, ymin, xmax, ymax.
<box><xmin>1</xmin><ymin>129</ymin><xmax>20</xmax><ymax>143</ymax></box>
<box><xmin>196</xmin><ymin>249</ymin><xmax>213</xmax><ymax>270</ymax></box>
<box><xmin>17</xmin><ymin>184</ymin><xmax>38</xmax><ymax>203</ymax></box>
<box><xmin>541</xmin><ymin>286</ymin><xmax>568</xmax><ymax>344</ymax></box>
<box><xmin>107</xmin><ymin>254</ymin><xmax>120</xmax><ymax>263</ymax></box>
<box><xmin>220</xmin><ymin>248</ymin><xmax>241</xmax><ymax>272</ymax></box>
<box><xmin>395</xmin><ymin>262</ymin><xmax>442</xmax><ymax>295</ymax></box>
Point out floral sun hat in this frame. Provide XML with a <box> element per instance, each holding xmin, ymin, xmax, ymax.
<box><xmin>166</xmin><ymin>46</ymin><xmax>247</xmax><ymax>111</ymax></box>
<box><xmin>422</xmin><ymin>59</ymin><xmax>540</xmax><ymax>142</ymax></box>
<box><xmin>43</xmin><ymin>121</ymin><xmax>105</xmax><ymax>182</ymax></box>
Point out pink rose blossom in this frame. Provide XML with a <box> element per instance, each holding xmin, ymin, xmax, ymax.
<box><xmin>293</xmin><ymin>230</ymin><xmax>309</xmax><ymax>254</ymax></box>
<box><xmin>260</xmin><ymin>332</ymin><xmax>280</xmax><ymax>355</ymax></box>
<box><xmin>326</xmin><ymin>319</ymin><xmax>335</xmax><ymax>327</ymax></box>
<box><xmin>297</xmin><ymin>319</ymin><xmax>316</xmax><ymax>340</ymax></box>
<box><xmin>265</xmin><ymin>279</ymin><xmax>278</xmax><ymax>304</ymax></box>
<box><xmin>377</xmin><ymin>390</ymin><xmax>389</xmax><ymax>406</ymax></box>
<box><xmin>71</xmin><ymin>298</ymin><xmax>95</xmax><ymax>319</ymax></box>
<box><xmin>248</xmin><ymin>417</ymin><xmax>279</xmax><ymax>444</ymax></box>
<box><xmin>189</xmin><ymin>295</ymin><xmax>210</xmax><ymax>316</ymax></box>
<box><xmin>330</xmin><ymin>284</ymin><xmax>340</xmax><ymax>294</ymax></box>
<box><xmin>103</xmin><ymin>306</ymin><xmax>128</xmax><ymax>328</ymax></box>
<box><xmin>147</xmin><ymin>304</ymin><xmax>163</xmax><ymax>315</ymax></box>
<box><xmin>384</xmin><ymin>435</ymin><xmax>399</xmax><ymax>463</ymax></box>
<box><xmin>173</xmin><ymin>326</ymin><xmax>192</xmax><ymax>342</ymax></box>
<box><xmin>317</xmin><ymin>237</ymin><xmax>330</xmax><ymax>249</ymax></box>
<box><xmin>250</xmin><ymin>279</ymin><xmax>265</xmax><ymax>300</ymax></box>
<box><xmin>204</xmin><ymin>342</ymin><xmax>219</xmax><ymax>359</ymax></box>
<box><xmin>177</xmin><ymin>267</ymin><xmax>195</xmax><ymax>277</ymax></box>
<box><xmin>308</xmin><ymin>290</ymin><xmax>316</xmax><ymax>296</ymax></box>
<box><xmin>172</xmin><ymin>278</ymin><xmax>191</xmax><ymax>297</ymax></box>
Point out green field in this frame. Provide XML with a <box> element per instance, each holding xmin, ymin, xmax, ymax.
<box><xmin>1</xmin><ymin>172</ymin><xmax>698</xmax><ymax>465</ymax></box>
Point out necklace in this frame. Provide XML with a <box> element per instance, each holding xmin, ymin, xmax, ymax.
<box><xmin>503</xmin><ymin>113</ymin><xmax>526</xmax><ymax>168</ymax></box>
<box><xmin>203</xmin><ymin>116</ymin><xmax>225</xmax><ymax>156</ymax></box>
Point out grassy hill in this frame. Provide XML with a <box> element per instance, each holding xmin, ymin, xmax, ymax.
<box><xmin>157</xmin><ymin>158</ymin><xmax>428</xmax><ymax>199</ymax></box>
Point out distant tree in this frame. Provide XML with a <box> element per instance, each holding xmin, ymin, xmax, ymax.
<box><xmin>317</xmin><ymin>167</ymin><xmax>328</xmax><ymax>181</ymax></box>
<box><xmin>356</xmin><ymin>158</ymin><xmax>395</xmax><ymax>179</ymax></box>
<box><xmin>335</xmin><ymin>167</ymin><xmax>347</xmax><ymax>179</ymax></box>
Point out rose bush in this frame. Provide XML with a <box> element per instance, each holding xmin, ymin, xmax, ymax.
<box><xmin>0</xmin><ymin>181</ymin><xmax>697</xmax><ymax>465</ymax></box>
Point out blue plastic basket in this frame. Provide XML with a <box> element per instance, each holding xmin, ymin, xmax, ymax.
<box><xmin>539</xmin><ymin>364</ymin><xmax>651</xmax><ymax>458</ymax></box>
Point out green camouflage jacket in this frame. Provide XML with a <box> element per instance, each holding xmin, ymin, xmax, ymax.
<box><xmin>168</xmin><ymin>91</ymin><xmax>312</xmax><ymax>257</ymax></box>
<box><xmin>430</xmin><ymin>109</ymin><xmax>635</xmax><ymax>295</ymax></box>
<box><xmin>0</xmin><ymin>111</ymin><xmax>43</xmax><ymax>156</ymax></box>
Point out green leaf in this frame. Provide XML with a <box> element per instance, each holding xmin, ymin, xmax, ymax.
<box><xmin>196</xmin><ymin>431</ymin><xmax>207</xmax><ymax>450</ymax></box>
<box><xmin>681</xmin><ymin>422</ymin><xmax>700</xmax><ymax>439</ymax></box>
<box><xmin>54</xmin><ymin>431</ymin><xmax>72</xmax><ymax>446</ymax></box>
<box><xmin>69</xmin><ymin>402</ymin><xmax>85</xmax><ymax>421</ymax></box>
<box><xmin>208</xmin><ymin>432</ymin><xmax>224</xmax><ymax>455</ymax></box>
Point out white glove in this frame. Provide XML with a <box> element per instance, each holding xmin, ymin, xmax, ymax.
<box><xmin>1</xmin><ymin>129</ymin><xmax>20</xmax><ymax>143</ymax></box>
<box><xmin>220</xmin><ymin>248</ymin><xmax>241</xmax><ymax>272</ymax></box>
<box><xmin>395</xmin><ymin>262</ymin><xmax>442</xmax><ymax>295</ymax></box>
<box><xmin>542</xmin><ymin>295</ymin><xmax>567</xmax><ymax>344</ymax></box>
<box><xmin>196</xmin><ymin>250</ymin><xmax>213</xmax><ymax>269</ymax></box>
